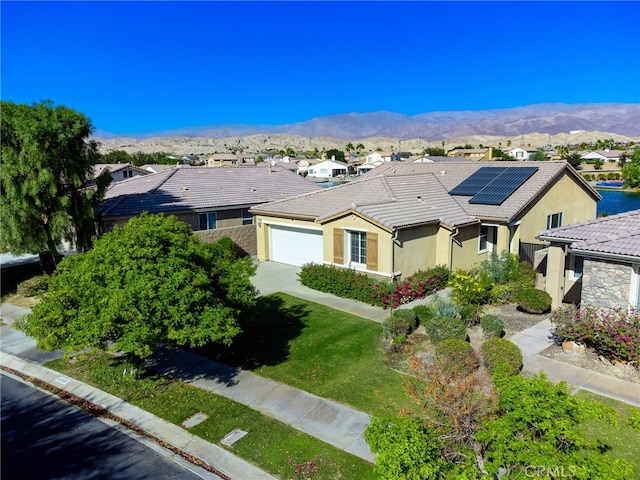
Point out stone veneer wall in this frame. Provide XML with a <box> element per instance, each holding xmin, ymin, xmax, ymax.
<box><xmin>194</xmin><ymin>225</ymin><xmax>257</xmax><ymax>257</ymax></box>
<box><xmin>581</xmin><ymin>258</ymin><xmax>631</xmax><ymax>309</ymax></box>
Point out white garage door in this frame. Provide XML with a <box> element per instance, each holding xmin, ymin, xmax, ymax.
<box><xmin>270</xmin><ymin>225</ymin><xmax>324</xmax><ymax>267</ymax></box>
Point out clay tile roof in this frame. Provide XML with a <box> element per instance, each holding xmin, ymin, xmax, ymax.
<box><xmin>537</xmin><ymin>209</ymin><xmax>640</xmax><ymax>258</ymax></box>
<box><xmin>99</xmin><ymin>166</ymin><xmax>320</xmax><ymax>218</ymax></box>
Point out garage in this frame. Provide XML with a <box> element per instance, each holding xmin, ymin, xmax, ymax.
<box><xmin>269</xmin><ymin>225</ymin><xmax>324</xmax><ymax>267</ymax></box>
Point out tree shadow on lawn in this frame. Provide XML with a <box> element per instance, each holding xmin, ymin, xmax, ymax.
<box><xmin>193</xmin><ymin>294</ymin><xmax>309</xmax><ymax>370</ymax></box>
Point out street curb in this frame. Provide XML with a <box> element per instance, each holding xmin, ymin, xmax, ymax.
<box><xmin>0</xmin><ymin>352</ymin><xmax>277</xmax><ymax>480</ymax></box>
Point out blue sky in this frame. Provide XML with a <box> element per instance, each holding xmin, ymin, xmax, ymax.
<box><xmin>2</xmin><ymin>1</ymin><xmax>639</xmax><ymax>134</ymax></box>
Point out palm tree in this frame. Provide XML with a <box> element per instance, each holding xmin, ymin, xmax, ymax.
<box><xmin>356</xmin><ymin>143</ymin><xmax>365</xmax><ymax>155</ymax></box>
<box><xmin>345</xmin><ymin>143</ymin><xmax>354</xmax><ymax>160</ymax></box>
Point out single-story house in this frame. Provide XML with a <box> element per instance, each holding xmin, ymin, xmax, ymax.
<box><xmin>580</xmin><ymin>149</ymin><xmax>625</xmax><ymax>163</ymax></box>
<box><xmin>207</xmin><ymin>154</ymin><xmax>255</xmax><ymax>167</ymax></box>
<box><xmin>506</xmin><ymin>146</ymin><xmax>539</xmax><ymax>161</ymax></box>
<box><xmin>447</xmin><ymin>148</ymin><xmax>493</xmax><ymax>160</ymax></box>
<box><xmin>536</xmin><ymin>209</ymin><xmax>640</xmax><ymax>309</ymax></box>
<box><xmin>250</xmin><ymin>161</ymin><xmax>600</xmax><ymax>278</ymax></box>
<box><xmin>306</xmin><ymin>160</ymin><xmax>349</xmax><ymax>180</ymax></box>
<box><xmin>98</xmin><ymin>166</ymin><xmax>320</xmax><ymax>256</ymax></box>
<box><xmin>93</xmin><ymin>163</ymin><xmax>150</xmax><ymax>182</ymax></box>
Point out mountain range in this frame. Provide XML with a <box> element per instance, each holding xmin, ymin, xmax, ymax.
<box><xmin>95</xmin><ymin>103</ymin><xmax>640</xmax><ymax>141</ymax></box>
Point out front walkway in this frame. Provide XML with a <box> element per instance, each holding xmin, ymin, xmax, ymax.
<box><xmin>508</xmin><ymin>319</ymin><xmax>640</xmax><ymax>407</ymax></box>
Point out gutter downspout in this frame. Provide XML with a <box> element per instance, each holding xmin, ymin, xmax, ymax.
<box><xmin>392</xmin><ymin>229</ymin><xmax>400</xmax><ymax>280</ymax></box>
<box><xmin>449</xmin><ymin>227</ymin><xmax>460</xmax><ymax>273</ymax></box>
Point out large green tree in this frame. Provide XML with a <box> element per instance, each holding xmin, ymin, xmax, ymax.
<box><xmin>16</xmin><ymin>214</ymin><xmax>257</xmax><ymax>363</ymax></box>
<box><xmin>325</xmin><ymin>148</ymin><xmax>345</xmax><ymax>162</ymax></box>
<box><xmin>1</xmin><ymin>100</ymin><xmax>111</xmax><ymax>267</ymax></box>
<box><xmin>622</xmin><ymin>146</ymin><xmax>640</xmax><ymax>188</ymax></box>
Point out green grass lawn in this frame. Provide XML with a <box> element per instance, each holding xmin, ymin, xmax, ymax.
<box><xmin>576</xmin><ymin>390</ymin><xmax>640</xmax><ymax>478</ymax></box>
<box><xmin>46</xmin><ymin>353</ymin><xmax>376</xmax><ymax>480</ymax></box>
<box><xmin>194</xmin><ymin>292</ymin><xmax>412</xmax><ymax>417</ymax></box>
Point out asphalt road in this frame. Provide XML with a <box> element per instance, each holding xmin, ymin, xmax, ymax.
<box><xmin>1</xmin><ymin>373</ymin><xmax>217</xmax><ymax>480</ymax></box>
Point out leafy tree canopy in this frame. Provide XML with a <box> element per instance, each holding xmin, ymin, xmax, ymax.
<box><xmin>530</xmin><ymin>149</ymin><xmax>548</xmax><ymax>161</ymax></box>
<box><xmin>325</xmin><ymin>148</ymin><xmax>345</xmax><ymax>162</ymax></box>
<box><xmin>17</xmin><ymin>214</ymin><xmax>257</xmax><ymax>363</ymax></box>
<box><xmin>130</xmin><ymin>151</ymin><xmax>175</xmax><ymax>166</ymax></box>
<box><xmin>422</xmin><ymin>147</ymin><xmax>446</xmax><ymax>156</ymax></box>
<box><xmin>0</xmin><ymin>100</ymin><xmax>111</xmax><ymax>263</ymax></box>
<box><xmin>622</xmin><ymin>146</ymin><xmax>640</xmax><ymax>188</ymax></box>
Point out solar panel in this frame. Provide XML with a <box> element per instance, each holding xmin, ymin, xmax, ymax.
<box><xmin>469</xmin><ymin>167</ymin><xmax>538</xmax><ymax>205</ymax></box>
<box><xmin>449</xmin><ymin>167</ymin><xmax>507</xmax><ymax>195</ymax></box>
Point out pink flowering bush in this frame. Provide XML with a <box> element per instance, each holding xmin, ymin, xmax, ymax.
<box><xmin>551</xmin><ymin>305</ymin><xmax>640</xmax><ymax>364</ymax></box>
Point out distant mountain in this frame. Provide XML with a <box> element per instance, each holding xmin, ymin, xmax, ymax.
<box><xmin>94</xmin><ymin>103</ymin><xmax>640</xmax><ymax>140</ymax></box>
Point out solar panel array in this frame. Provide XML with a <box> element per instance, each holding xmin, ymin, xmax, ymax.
<box><xmin>450</xmin><ymin>166</ymin><xmax>539</xmax><ymax>205</ymax></box>
<box><xmin>448</xmin><ymin>167</ymin><xmax>507</xmax><ymax>195</ymax></box>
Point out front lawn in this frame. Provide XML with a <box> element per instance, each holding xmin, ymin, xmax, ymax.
<box><xmin>46</xmin><ymin>353</ymin><xmax>376</xmax><ymax>480</ymax></box>
<box><xmin>195</xmin><ymin>293</ymin><xmax>412</xmax><ymax>417</ymax></box>
<box><xmin>575</xmin><ymin>390</ymin><xmax>640</xmax><ymax>478</ymax></box>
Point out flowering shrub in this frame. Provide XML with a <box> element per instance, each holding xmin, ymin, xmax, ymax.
<box><xmin>551</xmin><ymin>305</ymin><xmax>640</xmax><ymax>364</ymax></box>
<box><xmin>448</xmin><ymin>269</ymin><xmax>493</xmax><ymax>306</ymax></box>
<box><xmin>299</xmin><ymin>263</ymin><xmax>448</xmax><ymax>309</ymax></box>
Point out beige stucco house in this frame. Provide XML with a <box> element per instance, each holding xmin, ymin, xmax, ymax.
<box><xmin>98</xmin><ymin>165</ymin><xmax>319</xmax><ymax>256</ymax></box>
<box><xmin>536</xmin><ymin>209</ymin><xmax>640</xmax><ymax>309</ymax></box>
<box><xmin>250</xmin><ymin>161</ymin><xmax>600</xmax><ymax>280</ymax></box>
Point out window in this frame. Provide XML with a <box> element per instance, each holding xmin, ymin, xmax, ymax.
<box><xmin>349</xmin><ymin>231</ymin><xmax>367</xmax><ymax>265</ymax></box>
<box><xmin>198</xmin><ymin>212</ymin><xmax>217</xmax><ymax>230</ymax></box>
<box><xmin>569</xmin><ymin>255</ymin><xmax>584</xmax><ymax>281</ymax></box>
<box><xmin>479</xmin><ymin>225</ymin><xmax>497</xmax><ymax>253</ymax></box>
<box><xmin>123</xmin><ymin>170</ymin><xmax>133</xmax><ymax>179</ymax></box>
<box><xmin>547</xmin><ymin>212</ymin><xmax>563</xmax><ymax>229</ymax></box>
<box><xmin>241</xmin><ymin>208</ymin><xmax>254</xmax><ymax>225</ymax></box>
<box><xmin>516</xmin><ymin>151</ymin><xmax>524</xmax><ymax>158</ymax></box>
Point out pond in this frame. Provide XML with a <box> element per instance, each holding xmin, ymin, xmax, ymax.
<box><xmin>596</xmin><ymin>189</ymin><xmax>640</xmax><ymax>216</ymax></box>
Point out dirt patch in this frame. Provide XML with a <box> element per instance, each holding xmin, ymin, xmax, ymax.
<box><xmin>482</xmin><ymin>303</ymin><xmax>547</xmax><ymax>337</ymax></box>
<box><xmin>1</xmin><ymin>293</ymin><xmax>39</xmax><ymax>309</ymax></box>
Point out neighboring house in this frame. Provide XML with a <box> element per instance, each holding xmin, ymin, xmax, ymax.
<box><xmin>581</xmin><ymin>149</ymin><xmax>625</xmax><ymax>163</ymax></box>
<box><xmin>250</xmin><ymin>161</ymin><xmax>600</xmax><ymax>278</ymax></box>
<box><xmin>306</xmin><ymin>160</ymin><xmax>349</xmax><ymax>180</ymax></box>
<box><xmin>141</xmin><ymin>164</ymin><xmax>179</xmax><ymax>174</ymax></box>
<box><xmin>506</xmin><ymin>146</ymin><xmax>538</xmax><ymax>161</ymax></box>
<box><xmin>93</xmin><ymin>163</ymin><xmax>150</xmax><ymax>182</ymax></box>
<box><xmin>365</xmin><ymin>151</ymin><xmax>401</xmax><ymax>163</ymax></box>
<box><xmin>207</xmin><ymin>154</ymin><xmax>256</xmax><ymax>167</ymax></box>
<box><xmin>98</xmin><ymin>166</ymin><xmax>320</xmax><ymax>256</ymax></box>
<box><xmin>536</xmin><ymin>209</ymin><xmax>640</xmax><ymax>310</ymax></box>
<box><xmin>357</xmin><ymin>161</ymin><xmax>383</xmax><ymax>175</ymax></box>
<box><xmin>413</xmin><ymin>156</ymin><xmax>474</xmax><ymax>163</ymax></box>
<box><xmin>447</xmin><ymin>148</ymin><xmax>493</xmax><ymax>160</ymax></box>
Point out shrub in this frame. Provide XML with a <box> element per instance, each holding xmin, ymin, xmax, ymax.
<box><xmin>435</xmin><ymin>338</ymin><xmax>479</xmax><ymax>377</ymax></box>
<box><xmin>512</xmin><ymin>287</ymin><xmax>551</xmax><ymax>314</ymax></box>
<box><xmin>390</xmin><ymin>309</ymin><xmax>418</xmax><ymax>332</ymax></box>
<box><xmin>376</xmin><ymin>266</ymin><xmax>450</xmax><ymax>309</ymax></box>
<box><xmin>448</xmin><ymin>269</ymin><xmax>493</xmax><ymax>306</ymax></box>
<box><xmin>480</xmin><ymin>314</ymin><xmax>504</xmax><ymax>338</ymax></box>
<box><xmin>17</xmin><ymin>274</ymin><xmax>49</xmax><ymax>297</ymax></box>
<box><xmin>299</xmin><ymin>263</ymin><xmax>386</xmax><ymax>305</ymax></box>
<box><xmin>551</xmin><ymin>305</ymin><xmax>640</xmax><ymax>364</ymax></box>
<box><xmin>424</xmin><ymin>316</ymin><xmax>467</xmax><ymax>344</ymax></box>
<box><xmin>480</xmin><ymin>338</ymin><xmax>522</xmax><ymax>375</ymax></box>
<box><xmin>583</xmin><ymin>173</ymin><xmax>593</xmax><ymax>181</ymax></box>
<box><xmin>383</xmin><ymin>310</ymin><xmax>418</xmax><ymax>344</ymax></box>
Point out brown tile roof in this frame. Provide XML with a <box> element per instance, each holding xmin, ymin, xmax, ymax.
<box><xmin>99</xmin><ymin>166</ymin><xmax>321</xmax><ymax>218</ymax></box>
<box><xmin>251</xmin><ymin>172</ymin><xmax>477</xmax><ymax>230</ymax></box>
<box><xmin>251</xmin><ymin>160</ymin><xmax>600</xmax><ymax>230</ymax></box>
<box><xmin>537</xmin><ymin>209</ymin><xmax>640</xmax><ymax>259</ymax></box>
<box><xmin>370</xmin><ymin>161</ymin><xmax>599</xmax><ymax>221</ymax></box>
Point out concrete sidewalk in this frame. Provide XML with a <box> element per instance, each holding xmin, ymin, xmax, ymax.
<box><xmin>508</xmin><ymin>319</ymin><xmax>640</xmax><ymax>407</ymax></box>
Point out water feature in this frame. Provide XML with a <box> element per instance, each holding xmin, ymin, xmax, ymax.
<box><xmin>596</xmin><ymin>189</ymin><xmax>640</xmax><ymax>216</ymax></box>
